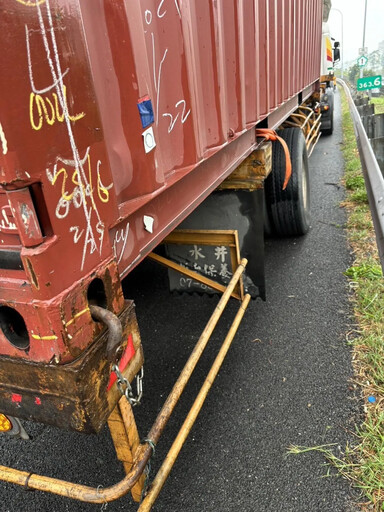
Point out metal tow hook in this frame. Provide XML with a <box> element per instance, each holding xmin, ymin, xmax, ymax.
<box><xmin>89</xmin><ymin>305</ymin><xmax>123</xmax><ymax>363</ymax></box>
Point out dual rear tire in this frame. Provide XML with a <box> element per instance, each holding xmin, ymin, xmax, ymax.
<box><xmin>321</xmin><ymin>88</ymin><xmax>334</xmax><ymax>136</ymax></box>
<box><xmin>264</xmin><ymin>127</ymin><xmax>310</xmax><ymax>237</ymax></box>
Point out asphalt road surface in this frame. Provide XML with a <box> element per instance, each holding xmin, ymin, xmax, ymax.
<box><xmin>0</xmin><ymin>90</ymin><xmax>362</xmax><ymax>512</ymax></box>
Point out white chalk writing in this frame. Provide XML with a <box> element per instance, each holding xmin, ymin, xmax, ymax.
<box><xmin>214</xmin><ymin>246</ymin><xmax>228</xmax><ymax>263</ymax></box>
<box><xmin>179</xmin><ymin>277</ymin><xmax>208</xmax><ymax>290</ymax></box>
<box><xmin>26</xmin><ymin>0</ymin><xmax>110</xmax><ymax>270</ymax></box>
<box><xmin>189</xmin><ymin>245</ymin><xmax>205</xmax><ymax>260</ymax></box>
<box><xmin>219</xmin><ymin>263</ymin><xmax>232</xmax><ymax>280</ymax></box>
<box><xmin>171</xmin><ymin>243</ymin><xmax>234</xmax><ymax>292</ymax></box>
<box><xmin>156</xmin><ymin>0</ymin><xmax>181</xmax><ymax>19</ymax></box>
<box><xmin>162</xmin><ymin>100</ymin><xmax>191</xmax><ymax>133</ymax></box>
<box><xmin>145</xmin><ymin>2</ymin><xmax>190</xmax><ymax>132</ymax></box>
<box><xmin>113</xmin><ymin>222</ymin><xmax>130</xmax><ymax>264</ymax></box>
<box><xmin>69</xmin><ymin>225</ymin><xmax>84</xmax><ymax>244</ymax></box>
<box><xmin>0</xmin><ymin>122</ymin><xmax>8</xmax><ymax>155</ymax></box>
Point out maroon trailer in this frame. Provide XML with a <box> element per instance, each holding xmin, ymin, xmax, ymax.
<box><xmin>0</xmin><ymin>0</ymin><xmax>332</xmax><ymax>508</ymax></box>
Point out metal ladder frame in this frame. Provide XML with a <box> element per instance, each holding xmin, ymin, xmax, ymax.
<box><xmin>0</xmin><ymin>257</ymin><xmax>250</xmax><ymax>511</ymax></box>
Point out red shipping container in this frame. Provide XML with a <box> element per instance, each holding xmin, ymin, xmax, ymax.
<box><xmin>0</xmin><ymin>0</ymin><xmax>322</xmax><ymax>367</ymax></box>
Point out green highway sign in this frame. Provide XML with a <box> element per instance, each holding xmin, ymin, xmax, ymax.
<box><xmin>357</xmin><ymin>75</ymin><xmax>382</xmax><ymax>91</ymax></box>
<box><xmin>357</xmin><ymin>55</ymin><xmax>368</xmax><ymax>67</ymax></box>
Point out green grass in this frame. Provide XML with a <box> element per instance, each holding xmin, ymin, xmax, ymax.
<box><xmin>344</xmin><ymin>263</ymin><xmax>382</xmax><ymax>280</ymax></box>
<box><xmin>334</xmin><ymin>89</ymin><xmax>384</xmax><ymax>510</ymax></box>
<box><xmin>371</xmin><ymin>97</ymin><xmax>384</xmax><ymax>115</ymax></box>
<box><xmin>345</xmin><ymin>175</ymin><xmax>365</xmax><ymax>191</ymax></box>
<box><xmin>287</xmin><ymin>89</ymin><xmax>384</xmax><ymax>511</ymax></box>
<box><xmin>349</xmin><ymin>189</ymin><xmax>369</xmax><ymax>204</ymax></box>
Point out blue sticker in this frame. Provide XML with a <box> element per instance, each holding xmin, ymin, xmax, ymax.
<box><xmin>137</xmin><ymin>97</ymin><xmax>154</xmax><ymax>129</ymax></box>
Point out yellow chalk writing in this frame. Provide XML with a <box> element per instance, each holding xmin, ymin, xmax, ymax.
<box><xmin>29</xmin><ymin>86</ymin><xmax>85</xmax><ymax>131</ymax></box>
<box><xmin>16</xmin><ymin>0</ymin><xmax>46</xmax><ymax>5</ymax></box>
<box><xmin>50</xmin><ymin>152</ymin><xmax>111</xmax><ymax>209</ymax></box>
<box><xmin>96</xmin><ymin>161</ymin><xmax>111</xmax><ymax>203</ymax></box>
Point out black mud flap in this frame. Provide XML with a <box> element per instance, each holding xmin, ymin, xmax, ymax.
<box><xmin>165</xmin><ymin>190</ymin><xmax>266</xmax><ymax>300</ymax></box>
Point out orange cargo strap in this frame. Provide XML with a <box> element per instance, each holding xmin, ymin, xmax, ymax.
<box><xmin>256</xmin><ymin>129</ymin><xmax>292</xmax><ymax>190</ymax></box>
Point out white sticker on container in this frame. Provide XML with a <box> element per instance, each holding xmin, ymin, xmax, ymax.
<box><xmin>143</xmin><ymin>126</ymin><xmax>156</xmax><ymax>153</ymax></box>
<box><xmin>143</xmin><ymin>215</ymin><xmax>154</xmax><ymax>233</ymax></box>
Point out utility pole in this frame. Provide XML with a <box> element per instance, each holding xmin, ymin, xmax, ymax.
<box><xmin>360</xmin><ymin>0</ymin><xmax>368</xmax><ymax>79</ymax></box>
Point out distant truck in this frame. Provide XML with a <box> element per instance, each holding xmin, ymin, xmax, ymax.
<box><xmin>0</xmin><ymin>0</ymin><xmax>338</xmax><ymax>508</ymax></box>
<box><xmin>320</xmin><ymin>18</ymin><xmax>341</xmax><ymax>134</ymax></box>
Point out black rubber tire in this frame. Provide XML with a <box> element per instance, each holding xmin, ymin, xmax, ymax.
<box><xmin>321</xmin><ymin>88</ymin><xmax>334</xmax><ymax>136</ymax></box>
<box><xmin>264</xmin><ymin>127</ymin><xmax>310</xmax><ymax>236</ymax></box>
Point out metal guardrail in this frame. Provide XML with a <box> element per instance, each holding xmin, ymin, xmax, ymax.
<box><xmin>338</xmin><ymin>79</ymin><xmax>384</xmax><ymax>271</ymax></box>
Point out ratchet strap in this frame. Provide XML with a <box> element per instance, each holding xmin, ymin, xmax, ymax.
<box><xmin>256</xmin><ymin>128</ymin><xmax>292</xmax><ymax>190</ymax></box>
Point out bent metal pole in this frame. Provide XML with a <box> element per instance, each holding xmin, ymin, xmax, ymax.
<box><xmin>0</xmin><ymin>259</ymin><xmax>248</xmax><ymax>504</ymax></box>
<box><xmin>138</xmin><ymin>293</ymin><xmax>252</xmax><ymax>511</ymax></box>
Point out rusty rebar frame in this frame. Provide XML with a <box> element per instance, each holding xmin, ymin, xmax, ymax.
<box><xmin>139</xmin><ymin>292</ymin><xmax>251</xmax><ymax>510</ymax></box>
<box><xmin>148</xmin><ymin>253</ymin><xmax>243</xmax><ymax>300</ymax></box>
<box><xmin>282</xmin><ymin>105</ymin><xmax>322</xmax><ymax>157</ymax></box>
<box><xmin>0</xmin><ymin>258</ymin><xmax>248</xmax><ymax>506</ymax></box>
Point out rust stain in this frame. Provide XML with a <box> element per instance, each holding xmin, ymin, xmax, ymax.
<box><xmin>26</xmin><ymin>258</ymin><xmax>39</xmax><ymax>289</ymax></box>
<box><xmin>0</xmin><ymin>301</ymin><xmax>142</xmax><ymax>433</ymax></box>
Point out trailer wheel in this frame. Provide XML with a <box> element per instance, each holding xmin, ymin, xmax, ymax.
<box><xmin>321</xmin><ymin>88</ymin><xmax>334</xmax><ymax>136</ymax></box>
<box><xmin>264</xmin><ymin>127</ymin><xmax>310</xmax><ymax>236</ymax></box>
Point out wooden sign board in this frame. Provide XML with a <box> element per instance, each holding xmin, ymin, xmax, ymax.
<box><xmin>164</xmin><ymin>230</ymin><xmax>243</xmax><ymax>297</ymax></box>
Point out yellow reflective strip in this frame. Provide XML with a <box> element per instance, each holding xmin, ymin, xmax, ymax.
<box><xmin>31</xmin><ymin>334</ymin><xmax>58</xmax><ymax>341</ymax></box>
<box><xmin>65</xmin><ymin>307</ymin><xmax>90</xmax><ymax>327</ymax></box>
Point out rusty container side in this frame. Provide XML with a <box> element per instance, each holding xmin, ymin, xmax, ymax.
<box><xmin>83</xmin><ymin>0</ymin><xmax>323</xmax><ymax>283</ymax></box>
<box><xmin>0</xmin><ymin>0</ymin><xmax>322</xmax><ymax>370</ymax></box>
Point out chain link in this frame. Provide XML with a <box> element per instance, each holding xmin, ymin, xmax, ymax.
<box><xmin>112</xmin><ymin>365</ymin><xmax>144</xmax><ymax>406</ymax></box>
<box><xmin>135</xmin><ymin>367</ymin><xmax>144</xmax><ymax>403</ymax></box>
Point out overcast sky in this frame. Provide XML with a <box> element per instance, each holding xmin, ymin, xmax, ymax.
<box><xmin>329</xmin><ymin>0</ymin><xmax>384</xmax><ymax>67</ymax></box>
